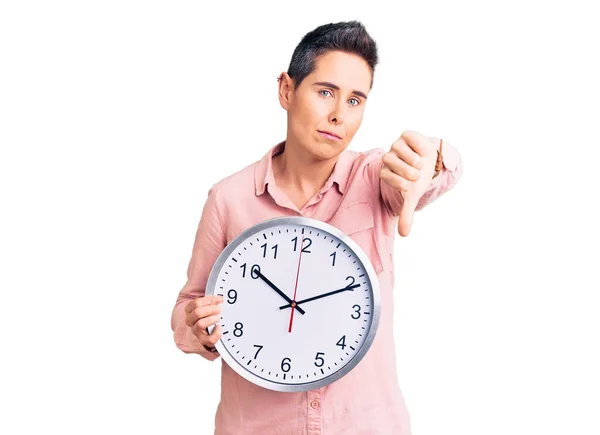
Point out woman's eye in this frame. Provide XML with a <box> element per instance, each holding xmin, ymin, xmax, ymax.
<box><xmin>349</xmin><ymin>98</ymin><xmax>360</xmax><ymax>106</ymax></box>
<box><xmin>320</xmin><ymin>90</ymin><xmax>332</xmax><ymax>97</ymax></box>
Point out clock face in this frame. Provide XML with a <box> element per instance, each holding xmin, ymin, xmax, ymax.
<box><xmin>206</xmin><ymin>216</ymin><xmax>380</xmax><ymax>392</ymax></box>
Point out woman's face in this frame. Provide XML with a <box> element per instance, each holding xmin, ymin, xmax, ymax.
<box><xmin>279</xmin><ymin>50</ymin><xmax>372</xmax><ymax>162</ymax></box>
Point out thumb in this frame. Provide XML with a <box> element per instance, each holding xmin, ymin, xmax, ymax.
<box><xmin>397</xmin><ymin>194</ymin><xmax>418</xmax><ymax>237</ymax></box>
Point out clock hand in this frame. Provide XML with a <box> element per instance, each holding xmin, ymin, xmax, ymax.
<box><xmin>255</xmin><ymin>270</ymin><xmax>306</xmax><ymax>315</ymax></box>
<box><xmin>279</xmin><ymin>283</ymin><xmax>361</xmax><ymax>309</ymax></box>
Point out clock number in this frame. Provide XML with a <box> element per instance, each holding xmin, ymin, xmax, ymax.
<box><xmin>336</xmin><ymin>335</ymin><xmax>347</xmax><ymax>350</ymax></box>
<box><xmin>346</xmin><ymin>275</ymin><xmax>356</xmax><ymax>287</ymax></box>
<box><xmin>302</xmin><ymin>238</ymin><xmax>312</xmax><ymax>253</ymax></box>
<box><xmin>233</xmin><ymin>322</ymin><xmax>244</xmax><ymax>337</ymax></box>
<box><xmin>281</xmin><ymin>357</ymin><xmax>291</xmax><ymax>373</ymax></box>
<box><xmin>291</xmin><ymin>237</ymin><xmax>312</xmax><ymax>253</ymax></box>
<box><xmin>250</xmin><ymin>264</ymin><xmax>261</xmax><ymax>279</ymax></box>
<box><xmin>227</xmin><ymin>289</ymin><xmax>237</xmax><ymax>304</ymax></box>
<box><xmin>261</xmin><ymin>243</ymin><xmax>279</xmax><ymax>259</ymax></box>
<box><xmin>253</xmin><ymin>345</ymin><xmax>263</xmax><ymax>359</ymax></box>
<box><xmin>314</xmin><ymin>352</ymin><xmax>325</xmax><ymax>367</ymax></box>
<box><xmin>240</xmin><ymin>263</ymin><xmax>247</xmax><ymax>278</ymax></box>
<box><xmin>351</xmin><ymin>304</ymin><xmax>361</xmax><ymax>319</ymax></box>
<box><xmin>330</xmin><ymin>252</ymin><xmax>336</xmax><ymax>266</ymax></box>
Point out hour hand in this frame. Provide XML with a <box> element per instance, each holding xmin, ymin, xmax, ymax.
<box><xmin>255</xmin><ymin>270</ymin><xmax>306</xmax><ymax>315</ymax></box>
<box><xmin>279</xmin><ymin>283</ymin><xmax>360</xmax><ymax>309</ymax></box>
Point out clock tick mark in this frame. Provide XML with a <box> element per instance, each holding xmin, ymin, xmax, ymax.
<box><xmin>320</xmin><ymin>368</ymin><xmax>324</xmax><ymax>375</ymax></box>
<box><xmin>232</xmin><ymin>258</ymin><xmax>238</xmax><ymax>262</ymax></box>
<box><xmin>359</xmin><ymin>274</ymin><xmax>365</xmax><ymax>278</ymax></box>
<box><xmin>263</xmin><ymin>234</ymin><xmax>267</xmax><ymax>240</ymax></box>
<box><xmin>336</xmin><ymin>243</ymin><xmax>341</xmax><ymax>248</ymax></box>
<box><xmin>247</xmin><ymin>360</ymin><xmax>252</xmax><ymax>366</ymax></box>
<box><xmin>350</xmin><ymin>346</ymin><xmax>356</xmax><ymax>351</ymax></box>
<box><xmin>223</xmin><ymin>331</ymin><xmax>229</xmax><ymax>335</ymax></box>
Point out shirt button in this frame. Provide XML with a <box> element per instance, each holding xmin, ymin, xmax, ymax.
<box><xmin>310</xmin><ymin>400</ymin><xmax>320</xmax><ymax>409</ymax></box>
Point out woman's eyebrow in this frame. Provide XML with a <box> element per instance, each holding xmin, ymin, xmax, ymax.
<box><xmin>312</xmin><ymin>81</ymin><xmax>368</xmax><ymax>100</ymax></box>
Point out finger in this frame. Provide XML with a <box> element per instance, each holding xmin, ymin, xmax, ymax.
<box><xmin>197</xmin><ymin>314</ymin><xmax>221</xmax><ymax>332</ymax></box>
<box><xmin>397</xmin><ymin>199</ymin><xmax>416</xmax><ymax>237</ymax></box>
<box><xmin>191</xmin><ymin>313</ymin><xmax>220</xmax><ymax>340</ymax></box>
<box><xmin>380</xmin><ymin>166</ymin><xmax>411</xmax><ymax>192</ymax></box>
<box><xmin>205</xmin><ymin>324</ymin><xmax>223</xmax><ymax>347</ymax></box>
<box><xmin>185</xmin><ymin>303</ymin><xmax>222</xmax><ymax>327</ymax></box>
<box><xmin>185</xmin><ymin>295</ymin><xmax>224</xmax><ymax>314</ymax></box>
<box><xmin>389</xmin><ymin>137</ymin><xmax>424</xmax><ymax>170</ymax></box>
<box><xmin>400</xmin><ymin>130</ymin><xmax>428</xmax><ymax>159</ymax></box>
<box><xmin>382</xmin><ymin>151</ymin><xmax>420</xmax><ymax>181</ymax></box>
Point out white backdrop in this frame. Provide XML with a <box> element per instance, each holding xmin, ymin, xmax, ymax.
<box><xmin>1</xmin><ymin>1</ymin><xmax>599</xmax><ymax>434</ymax></box>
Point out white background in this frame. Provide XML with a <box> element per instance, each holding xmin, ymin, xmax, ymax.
<box><xmin>1</xmin><ymin>1</ymin><xmax>599</xmax><ymax>434</ymax></box>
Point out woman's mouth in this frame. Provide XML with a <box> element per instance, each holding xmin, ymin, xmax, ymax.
<box><xmin>318</xmin><ymin>130</ymin><xmax>342</xmax><ymax>141</ymax></box>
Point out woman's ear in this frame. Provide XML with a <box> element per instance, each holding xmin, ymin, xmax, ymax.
<box><xmin>277</xmin><ymin>72</ymin><xmax>294</xmax><ymax>111</ymax></box>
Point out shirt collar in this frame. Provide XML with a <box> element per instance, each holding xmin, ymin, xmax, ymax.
<box><xmin>254</xmin><ymin>140</ymin><xmax>351</xmax><ymax>197</ymax></box>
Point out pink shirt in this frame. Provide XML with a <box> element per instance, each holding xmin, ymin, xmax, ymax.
<box><xmin>171</xmin><ymin>139</ymin><xmax>462</xmax><ymax>434</ymax></box>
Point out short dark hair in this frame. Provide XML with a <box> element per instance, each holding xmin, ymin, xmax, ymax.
<box><xmin>287</xmin><ymin>20</ymin><xmax>379</xmax><ymax>90</ymax></box>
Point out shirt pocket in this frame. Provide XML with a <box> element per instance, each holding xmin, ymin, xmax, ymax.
<box><xmin>327</xmin><ymin>201</ymin><xmax>384</xmax><ymax>274</ymax></box>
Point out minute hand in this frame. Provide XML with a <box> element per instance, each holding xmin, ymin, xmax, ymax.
<box><xmin>279</xmin><ymin>284</ymin><xmax>361</xmax><ymax>309</ymax></box>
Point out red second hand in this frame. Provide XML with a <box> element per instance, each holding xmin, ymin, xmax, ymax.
<box><xmin>288</xmin><ymin>236</ymin><xmax>304</xmax><ymax>333</ymax></box>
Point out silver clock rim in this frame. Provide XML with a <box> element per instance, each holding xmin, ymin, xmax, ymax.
<box><xmin>206</xmin><ymin>215</ymin><xmax>381</xmax><ymax>393</ymax></box>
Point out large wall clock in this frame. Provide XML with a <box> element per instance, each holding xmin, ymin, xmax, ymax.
<box><xmin>206</xmin><ymin>216</ymin><xmax>381</xmax><ymax>392</ymax></box>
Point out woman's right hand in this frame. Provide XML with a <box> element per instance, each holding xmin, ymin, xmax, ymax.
<box><xmin>185</xmin><ymin>295</ymin><xmax>224</xmax><ymax>353</ymax></box>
